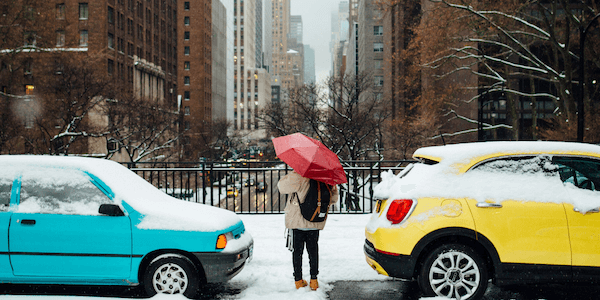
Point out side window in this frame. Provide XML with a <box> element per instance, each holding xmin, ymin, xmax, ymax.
<box><xmin>553</xmin><ymin>157</ymin><xmax>600</xmax><ymax>191</ymax></box>
<box><xmin>472</xmin><ymin>155</ymin><xmax>556</xmax><ymax>175</ymax></box>
<box><xmin>19</xmin><ymin>168</ymin><xmax>112</xmax><ymax>215</ymax></box>
<box><xmin>0</xmin><ymin>175</ymin><xmax>12</xmax><ymax>210</ymax></box>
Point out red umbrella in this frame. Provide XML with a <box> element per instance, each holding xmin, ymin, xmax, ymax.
<box><xmin>272</xmin><ymin>133</ymin><xmax>347</xmax><ymax>185</ymax></box>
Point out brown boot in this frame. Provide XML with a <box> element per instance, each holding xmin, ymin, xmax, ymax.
<box><xmin>295</xmin><ymin>279</ymin><xmax>307</xmax><ymax>289</ymax></box>
<box><xmin>309</xmin><ymin>278</ymin><xmax>318</xmax><ymax>291</ymax></box>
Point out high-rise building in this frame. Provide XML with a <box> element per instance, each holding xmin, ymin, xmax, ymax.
<box><xmin>304</xmin><ymin>45</ymin><xmax>316</xmax><ymax>84</ymax></box>
<box><xmin>212</xmin><ymin>0</ymin><xmax>228</xmax><ymax>122</ymax></box>
<box><xmin>331</xmin><ymin>1</ymin><xmax>349</xmax><ymax>76</ymax></box>
<box><xmin>358</xmin><ymin>0</ymin><xmax>383</xmax><ymax>101</ymax></box>
<box><xmin>232</xmin><ymin>0</ymin><xmax>271</xmax><ymax>139</ymax></box>
<box><xmin>290</xmin><ymin>15</ymin><xmax>303</xmax><ymax>44</ymax></box>
<box><xmin>178</xmin><ymin>0</ymin><xmax>213</xmax><ymax>160</ymax></box>
<box><xmin>0</xmin><ymin>0</ymin><xmax>178</xmax><ymax>157</ymax></box>
<box><xmin>271</xmin><ymin>0</ymin><xmax>293</xmax><ymax>95</ymax></box>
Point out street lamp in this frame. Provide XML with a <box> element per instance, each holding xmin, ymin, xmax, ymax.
<box><xmin>577</xmin><ymin>13</ymin><xmax>600</xmax><ymax>142</ymax></box>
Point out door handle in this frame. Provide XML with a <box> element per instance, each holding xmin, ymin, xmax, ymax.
<box><xmin>476</xmin><ymin>202</ymin><xmax>503</xmax><ymax>208</ymax></box>
<box><xmin>20</xmin><ymin>219</ymin><xmax>36</xmax><ymax>225</ymax></box>
<box><xmin>574</xmin><ymin>208</ymin><xmax>600</xmax><ymax>213</ymax></box>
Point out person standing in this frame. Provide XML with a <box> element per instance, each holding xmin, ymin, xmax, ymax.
<box><xmin>278</xmin><ymin>170</ymin><xmax>339</xmax><ymax>291</ymax></box>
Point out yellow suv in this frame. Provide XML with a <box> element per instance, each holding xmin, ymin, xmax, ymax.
<box><xmin>365</xmin><ymin>141</ymin><xmax>600</xmax><ymax>300</ymax></box>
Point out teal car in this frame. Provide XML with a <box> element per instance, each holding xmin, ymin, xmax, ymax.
<box><xmin>0</xmin><ymin>156</ymin><xmax>253</xmax><ymax>298</ymax></box>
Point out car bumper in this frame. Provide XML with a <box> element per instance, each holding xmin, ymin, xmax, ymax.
<box><xmin>194</xmin><ymin>232</ymin><xmax>254</xmax><ymax>283</ymax></box>
<box><xmin>364</xmin><ymin>239</ymin><xmax>416</xmax><ymax>280</ymax></box>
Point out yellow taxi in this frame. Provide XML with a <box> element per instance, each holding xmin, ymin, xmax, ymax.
<box><xmin>365</xmin><ymin>141</ymin><xmax>600</xmax><ymax>300</ymax></box>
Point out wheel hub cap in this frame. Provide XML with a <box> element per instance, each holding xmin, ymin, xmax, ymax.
<box><xmin>152</xmin><ymin>263</ymin><xmax>188</xmax><ymax>294</ymax></box>
<box><xmin>429</xmin><ymin>251</ymin><xmax>480</xmax><ymax>300</ymax></box>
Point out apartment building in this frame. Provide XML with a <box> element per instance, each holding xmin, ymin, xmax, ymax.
<box><xmin>232</xmin><ymin>0</ymin><xmax>271</xmax><ymax>140</ymax></box>
<box><xmin>0</xmin><ymin>0</ymin><xmax>178</xmax><ymax>157</ymax></box>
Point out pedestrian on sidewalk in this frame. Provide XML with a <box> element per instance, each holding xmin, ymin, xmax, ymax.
<box><xmin>278</xmin><ymin>170</ymin><xmax>339</xmax><ymax>291</ymax></box>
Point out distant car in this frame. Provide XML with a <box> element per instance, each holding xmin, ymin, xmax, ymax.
<box><xmin>243</xmin><ymin>178</ymin><xmax>256</xmax><ymax>186</ymax></box>
<box><xmin>255</xmin><ymin>181</ymin><xmax>267</xmax><ymax>192</ymax></box>
<box><xmin>0</xmin><ymin>156</ymin><xmax>253</xmax><ymax>299</ymax></box>
<box><xmin>365</xmin><ymin>142</ymin><xmax>600</xmax><ymax>300</ymax></box>
<box><xmin>226</xmin><ymin>186</ymin><xmax>239</xmax><ymax>197</ymax></box>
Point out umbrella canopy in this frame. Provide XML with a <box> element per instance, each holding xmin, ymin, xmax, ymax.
<box><xmin>272</xmin><ymin>133</ymin><xmax>347</xmax><ymax>185</ymax></box>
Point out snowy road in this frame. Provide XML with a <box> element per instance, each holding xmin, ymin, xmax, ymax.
<box><xmin>0</xmin><ymin>215</ymin><xmax>599</xmax><ymax>299</ymax></box>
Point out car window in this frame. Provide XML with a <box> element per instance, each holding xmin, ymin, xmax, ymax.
<box><xmin>553</xmin><ymin>157</ymin><xmax>600</xmax><ymax>191</ymax></box>
<box><xmin>18</xmin><ymin>168</ymin><xmax>112</xmax><ymax>215</ymax></box>
<box><xmin>0</xmin><ymin>175</ymin><xmax>12</xmax><ymax>211</ymax></box>
<box><xmin>472</xmin><ymin>155</ymin><xmax>557</xmax><ymax>175</ymax></box>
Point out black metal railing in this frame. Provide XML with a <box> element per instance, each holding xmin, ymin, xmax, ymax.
<box><xmin>123</xmin><ymin>160</ymin><xmax>414</xmax><ymax>214</ymax></box>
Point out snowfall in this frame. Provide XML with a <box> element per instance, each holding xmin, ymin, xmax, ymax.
<box><xmin>3</xmin><ymin>141</ymin><xmax>600</xmax><ymax>300</ymax></box>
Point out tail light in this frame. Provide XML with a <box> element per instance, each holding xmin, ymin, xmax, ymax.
<box><xmin>386</xmin><ymin>199</ymin><xmax>414</xmax><ymax>224</ymax></box>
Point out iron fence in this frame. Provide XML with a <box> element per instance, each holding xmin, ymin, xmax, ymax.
<box><xmin>123</xmin><ymin>160</ymin><xmax>414</xmax><ymax>214</ymax></box>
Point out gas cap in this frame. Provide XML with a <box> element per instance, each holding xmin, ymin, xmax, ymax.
<box><xmin>441</xmin><ymin>199</ymin><xmax>462</xmax><ymax>217</ymax></box>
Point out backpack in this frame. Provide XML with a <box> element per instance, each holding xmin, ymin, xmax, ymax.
<box><xmin>298</xmin><ymin>179</ymin><xmax>332</xmax><ymax>222</ymax></box>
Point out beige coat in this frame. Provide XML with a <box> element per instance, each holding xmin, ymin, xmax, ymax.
<box><xmin>278</xmin><ymin>171</ymin><xmax>339</xmax><ymax>230</ymax></box>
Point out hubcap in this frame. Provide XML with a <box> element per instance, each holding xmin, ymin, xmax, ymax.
<box><xmin>152</xmin><ymin>263</ymin><xmax>188</xmax><ymax>294</ymax></box>
<box><xmin>429</xmin><ymin>251</ymin><xmax>480</xmax><ymax>300</ymax></box>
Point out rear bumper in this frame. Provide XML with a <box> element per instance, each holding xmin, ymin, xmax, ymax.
<box><xmin>194</xmin><ymin>232</ymin><xmax>253</xmax><ymax>283</ymax></box>
<box><xmin>364</xmin><ymin>239</ymin><xmax>416</xmax><ymax>280</ymax></box>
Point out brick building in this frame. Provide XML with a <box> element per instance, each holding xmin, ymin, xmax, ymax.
<box><xmin>1</xmin><ymin>0</ymin><xmax>179</xmax><ymax>158</ymax></box>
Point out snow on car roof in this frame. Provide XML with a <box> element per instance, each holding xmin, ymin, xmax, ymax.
<box><xmin>414</xmin><ymin>141</ymin><xmax>600</xmax><ymax>172</ymax></box>
<box><xmin>0</xmin><ymin>155</ymin><xmax>241</xmax><ymax>232</ymax></box>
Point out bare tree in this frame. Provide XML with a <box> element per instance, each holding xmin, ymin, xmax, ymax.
<box><xmin>378</xmin><ymin>0</ymin><xmax>600</xmax><ymax>142</ymax></box>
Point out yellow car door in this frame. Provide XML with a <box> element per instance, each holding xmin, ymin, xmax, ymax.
<box><xmin>554</xmin><ymin>157</ymin><xmax>600</xmax><ymax>279</ymax></box>
<box><xmin>465</xmin><ymin>156</ymin><xmax>571</xmax><ymax>267</ymax></box>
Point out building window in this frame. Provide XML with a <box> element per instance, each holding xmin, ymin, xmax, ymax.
<box><xmin>108</xmin><ymin>33</ymin><xmax>114</xmax><ymax>48</ymax></box>
<box><xmin>184</xmin><ymin>16</ymin><xmax>190</xmax><ymax>26</ymax></box>
<box><xmin>374</xmin><ymin>76</ymin><xmax>384</xmax><ymax>86</ymax></box>
<box><xmin>184</xmin><ymin>76</ymin><xmax>190</xmax><ymax>85</ymax></box>
<box><xmin>373</xmin><ymin>42</ymin><xmax>383</xmax><ymax>52</ymax></box>
<box><xmin>184</xmin><ymin>31</ymin><xmax>190</xmax><ymax>40</ymax></box>
<box><xmin>374</xmin><ymin>59</ymin><xmax>382</xmax><ymax>69</ymax></box>
<box><xmin>184</xmin><ymin>106</ymin><xmax>190</xmax><ymax>115</ymax></box>
<box><xmin>56</xmin><ymin>30</ymin><xmax>65</xmax><ymax>47</ymax></box>
<box><xmin>184</xmin><ymin>1</ymin><xmax>189</xmax><ymax>10</ymax></box>
<box><xmin>107</xmin><ymin>59</ymin><xmax>114</xmax><ymax>74</ymax></box>
<box><xmin>80</xmin><ymin>30</ymin><xmax>88</xmax><ymax>46</ymax></box>
<box><xmin>108</xmin><ymin>6</ymin><xmax>114</xmax><ymax>24</ymax></box>
<box><xmin>374</xmin><ymin>26</ymin><xmax>383</xmax><ymax>36</ymax></box>
<box><xmin>79</xmin><ymin>3</ymin><xmax>88</xmax><ymax>20</ymax></box>
<box><xmin>24</xmin><ymin>31</ymin><xmax>36</xmax><ymax>47</ymax></box>
<box><xmin>24</xmin><ymin>60</ymin><xmax>32</xmax><ymax>75</ymax></box>
<box><xmin>184</xmin><ymin>61</ymin><xmax>190</xmax><ymax>70</ymax></box>
<box><xmin>184</xmin><ymin>91</ymin><xmax>190</xmax><ymax>100</ymax></box>
<box><xmin>184</xmin><ymin>121</ymin><xmax>190</xmax><ymax>130</ymax></box>
<box><xmin>56</xmin><ymin>4</ymin><xmax>65</xmax><ymax>19</ymax></box>
<box><xmin>184</xmin><ymin>46</ymin><xmax>190</xmax><ymax>55</ymax></box>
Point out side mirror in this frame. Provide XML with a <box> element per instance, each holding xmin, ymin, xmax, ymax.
<box><xmin>99</xmin><ymin>204</ymin><xmax>125</xmax><ymax>216</ymax></box>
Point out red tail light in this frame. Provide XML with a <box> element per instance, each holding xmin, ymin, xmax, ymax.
<box><xmin>386</xmin><ymin>199</ymin><xmax>414</xmax><ymax>224</ymax></box>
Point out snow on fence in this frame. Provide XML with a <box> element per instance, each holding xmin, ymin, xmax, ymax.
<box><xmin>123</xmin><ymin>160</ymin><xmax>413</xmax><ymax>214</ymax></box>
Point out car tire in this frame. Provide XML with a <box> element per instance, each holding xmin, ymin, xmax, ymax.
<box><xmin>143</xmin><ymin>255</ymin><xmax>201</xmax><ymax>299</ymax></box>
<box><xmin>418</xmin><ymin>244</ymin><xmax>488</xmax><ymax>300</ymax></box>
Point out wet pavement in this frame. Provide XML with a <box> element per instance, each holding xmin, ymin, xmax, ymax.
<box><xmin>2</xmin><ymin>280</ymin><xmax>600</xmax><ymax>299</ymax></box>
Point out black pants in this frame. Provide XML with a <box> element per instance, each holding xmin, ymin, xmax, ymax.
<box><xmin>292</xmin><ymin>229</ymin><xmax>319</xmax><ymax>281</ymax></box>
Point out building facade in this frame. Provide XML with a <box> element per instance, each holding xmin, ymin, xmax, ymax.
<box><xmin>1</xmin><ymin>0</ymin><xmax>178</xmax><ymax>158</ymax></box>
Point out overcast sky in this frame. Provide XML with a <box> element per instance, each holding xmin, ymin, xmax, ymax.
<box><xmin>291</xmin><ymin>0</ymin><xmax>342</xmax><ymax>84</ymax></box>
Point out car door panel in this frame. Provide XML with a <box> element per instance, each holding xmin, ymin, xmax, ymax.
<box><xmin>467</xmin><ymin>199</ymin><xmax>571</xmax><ymax>266</ymax></box>
<box><xmin>9</xmin><ymin>213</ymin><xmax>132</xmax><ymax>279</ymax></box>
